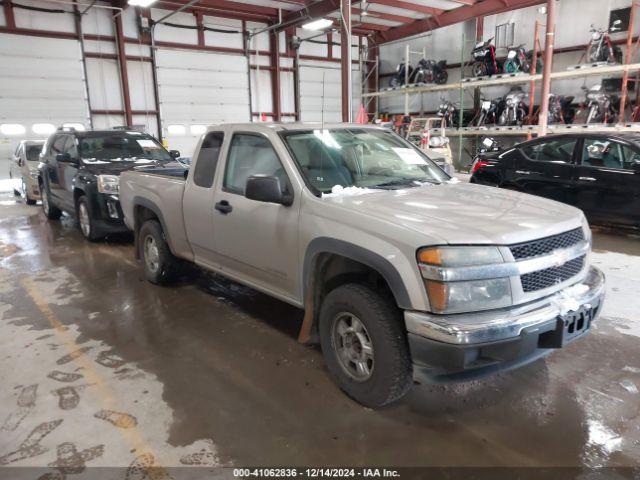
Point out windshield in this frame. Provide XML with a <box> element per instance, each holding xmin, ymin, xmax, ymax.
<box><xmin>78</xmin><ymin>134</ymin><xmax>172</xmax><ymax>164</ymax></box>
<box><xmin>26</xmin><ymin>145</ymin><xmax>43</xmax><ymax>162</ymax></box>
<box><xmin>281</xmin><ymin>128</ymin><xmax>449</xmax><ymax>193</ymax></box>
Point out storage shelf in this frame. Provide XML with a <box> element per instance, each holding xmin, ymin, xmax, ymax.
<box><xmin>363</xmin><ymin>62</ymin><xmax>640</xmax><ymax>98</ymax></box>
<box><xmin>442</xmin><ymin>123</ymin><xmax>640</xmax><ymax>137</ymax></box>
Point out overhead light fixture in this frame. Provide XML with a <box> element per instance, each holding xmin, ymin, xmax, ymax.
<box><xmin>361</xmin><ymin>0</ymin><xmax>369</xmax><ymax>16</ymax></box>
<box><xmin>538</xmin><ymin>5</ymin><xmax>547</xmax><ymax>14</ymax></box>
<box><xmin>302</xmin><ymin>18</ymin><xmax>333</xmax><ymax>31</ymax></box>
<box><xmin>128</xmin><ymin>0</ymin><xmax>157</xmax><ymax>7</ymax></box>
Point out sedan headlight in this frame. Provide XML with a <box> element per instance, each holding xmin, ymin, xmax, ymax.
<box><xmin>97</xmin><ymin>174</ymin><xmax>119</xmax><ymax>194</ymax></box>
<box><xmin>417</xmin><ymin>246</ymin><xmax>512</xmax><ymax>314</ymax></box>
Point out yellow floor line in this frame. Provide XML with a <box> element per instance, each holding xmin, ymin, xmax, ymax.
<box><xmin>20</xmin><ymin>276</ymin><xmax>167</xmax><ymax>472</ymax></box>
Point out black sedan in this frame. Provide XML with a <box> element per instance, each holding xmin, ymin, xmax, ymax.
<box><xmin>471</xmin><ymin>133</ymin><xmax>640</xmax><ymax>229</ymax></box>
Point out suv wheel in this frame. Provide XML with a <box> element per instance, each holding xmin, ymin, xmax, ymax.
<box><xmin>41</xmin><ymin>185</ymin><xmax>62</xmax><ymax>220</ymax></box>
<box><xmin>139</xmin><ymin>220</ymin><xmax>178</xmax><ymax>285</ymax></box>
<box><xmin>319</xmin><ymin>283</ymin><xmax>412</xmax><ymax>408</ymax></box>
<box><xmin>77</xmin><ymin>196</ymin><xmax>101</xmax><ymax>241</ymax></box>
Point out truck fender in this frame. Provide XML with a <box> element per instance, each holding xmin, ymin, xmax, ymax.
<box><xmin>299</xmin><ymin>238</ymin><xmax>412</xmax><ymax>343</ymax></box>
<box><xmin>131</xmin><ymin>196</ymin><xmax>175</xmax><ymax>259</ymax></box>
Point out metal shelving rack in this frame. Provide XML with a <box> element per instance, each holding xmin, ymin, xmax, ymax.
<box><xmin>364</xmin><ymin>2</ymin><xmax>640</xmax><ymax>139</ymax></box>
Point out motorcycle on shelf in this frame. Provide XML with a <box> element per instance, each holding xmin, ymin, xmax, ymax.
<box><xmin>389</xmin><ymin>62</ymin><xmax>414</xmax><ymax>88</ymax></box>
<box><xmin>470</xmin><ymin>137</ymin><xmax>503</xmax><ymax>173</ymax></box>
<box><xmin>411</xmin><ymin>59</ymin><xmax>449</xmax><ymax>85</ymax></box>
<box><xmin>471</xmin><ymin>37</ymin><xmax>501</xmax><ymax>77</ymax></box>
<box><xmin>437</xmin><ymin>99</ymin><xmax>459</xmax><ymax>127</ymax></box>
<box><xmin>587</xmin><ymin>20</ymin><xmax>623</xmax><ymax>64</ymax></box>
<box><xmin>548</xmin><ymin>94</ymin><xmax>576</xmax><ymax>124</ymax></box>
<box><xmin>475</xmin><ymin>97</ymin><xmax>502</xmax><ymax>126</ymax></box>
<box><xmin>580</xmin><ymin>85</ymin><xmax>618</xmax><ymax>124</ymax></box>
<box><xmin>498</xmin><ymin>87</ymin><xmax>528</xmax><ymax>126</ymax></box>
<box><xmin>504</xmin><ymin>44</ymin><xmax>541</xmax><ymax>74</ymax></box>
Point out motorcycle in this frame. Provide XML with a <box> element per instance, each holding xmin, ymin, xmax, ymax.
<box><xmin>548</xmin><ymin>94</ymin><xmax>576</xmax><ymax>124</ymax></box>
<box><xmin>498</xmin><ymin>88</ymin><xmax>528</xmax><ymax>126</ymax></box>
<box><xmin>411</xmin><ymin>59</ymin><xmax>449</xmax><ymax>85</ymax></box>
<box><xmin>475</xmin><ymin>97</ymin><xmax>502</xmax><ymax>126</ymax></box>
<box><xmin>389</xmin><ymin>62</ymin><xmax>414</xmax><ymax>88</ymax></box>
<box><xmin>437</xmin><ymin>99</ymin><xmax>458</xmax><ymax>127</ymax></box>
<box><xmin>503</xmin><ymin>44</ymin><xmax>539</xmax><ymax>74</ymax></box>
<box><xmin>587</xmin><ymin>20</ymin><xmax>623</xmax><ymax>64</ymax></box>
<box><xmin>470</xmin><ymin>137</ymin><xmax>503</xmax><ymax>173</ymax></box>
<box><xmin>582</xmin><ymin>84</ymin><xmax>618</xmax><ymax>124</ymax></box>
<box><xmin>471</xmin><ymin>37</ymin><xmax>501</xmax><ymax>77</ymax></box>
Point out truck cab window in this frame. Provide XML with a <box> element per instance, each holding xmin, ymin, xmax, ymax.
<box><xmin>223</xmin><ymin>134</ymin><xmax>287</xmax><ymax>195</ymax></box>
<box><xmin>193</xmin><ymin>132</ymin><xmax>224</xmax><ymax>188</ymax></box>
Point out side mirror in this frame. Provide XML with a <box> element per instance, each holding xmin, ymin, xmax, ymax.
<box><xmin>245</xmin><ymin>175</ymin><xmax>292</xmax><ymax>206</ymax></box>
<box><xmin>56</xmin><ymin>153</ymin><xmax>77</xmax><ymax>164</ymax></box>
<box><xmin>169</xmin><ymin>150</ymin><xmax>180</xmax><ymax>158</ymax></box>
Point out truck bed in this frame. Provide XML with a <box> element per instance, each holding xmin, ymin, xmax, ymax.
<box><xmin>119</xmin><ymin>168</ymin><xmax>194</xmax><ymax>261</ymax></box>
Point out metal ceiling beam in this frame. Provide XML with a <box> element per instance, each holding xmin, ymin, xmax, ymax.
<box><xmin>365</xmin><ymin>0</ymin><xmax>443</xmax><ymax>16</ymax></box>
<box><xmin>373</xmin><ymin>0</ymin><xmax>546</xmax><ymax>44</ymax></box>
<box><xmin>351</xmin><ymin>7</ymin><xmax>414</xmax><ymax>24</ymax></box>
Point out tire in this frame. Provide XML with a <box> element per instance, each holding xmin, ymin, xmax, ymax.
<box><xmin>436</xmin><ymin>70</ymin><xmax>448</xmax><ymax>85</ymax></box>
<box><xmin>472</xmin><ymin>62</ymin><xmax>486</xmax><ymax>78</ymax></box>
<box><xmin>76</xmin><ymin>195</ymin><xmax>102</xmax><ymax>242</ymax></box>
<box><xmin>389</xmin><ymin>76</ymin><xmax>399</xmax><ymax>88</ymax></box>
<box><xmin>139</xmin><ymin>219</ymin><xmax>179</xmax><ymax>285</ymax></box>
<box><xmin>22</xmin><ymin>179</ymin><xmax>36</xmax><ymax>205</ymax></box>
<box><xmin>318</xmin><ymin>283</ymin><xmax>412</xmax><ymax>408</ymax></box>
<box><xmin>41</xmin><ymin>184</ymin><xmax>62</xmax><ymax>220</ymax></box>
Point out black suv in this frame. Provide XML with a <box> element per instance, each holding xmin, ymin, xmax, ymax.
<box><xmin>39</xmin><ymin>128</ymin><xmax>178</xmax><ymax>241</ymax></box>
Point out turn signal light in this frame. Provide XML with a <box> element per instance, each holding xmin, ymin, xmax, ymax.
<box><xmin>417</xmin><ymin>248</ymin><xmax>442</xmax><ymax>265</ymax></box>
<box><xmin>425</xmin><ymin>281</ymin><xmax>448</xmax><ymax>311</ymax></box>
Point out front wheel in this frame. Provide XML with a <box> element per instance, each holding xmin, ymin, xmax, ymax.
<box><xmin>139</xmin><ymin>219</ymin><xmax>179</xmax><ymax>285</ymax></box>
<box><xmin>77</xmin><ymin>195</ymin><xmax>102</xmax><ymax>242</ymax></box>
<box><xmin>436</xmin><ymin>70</ymin><xmax>448</xmax><ymax>85</ymax></box>
<box><xmin>319</xmin><ymin>283</ymin><xmax>412</xmax><ymax>408</ymax></box>
<box><xmin>504</xmin><ymin>59</ymin><xmax>519</xmax><ymax>73</ymax></box>
<box><xmin>472</xmin><ymin>62</ymin><xmax>486</xmax><ymax>78</ymax></box>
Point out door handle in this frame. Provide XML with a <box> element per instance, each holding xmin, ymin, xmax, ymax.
<box><xmin>578</xmin><ymin>176</ymin><xmax>597</xmax><ymax>182</ymax></box>
<box><xmin>515</xmin><ymin>170</ymin><xmax>532</xmax><ymax>175</ymax></box>
<box><xmin>215</xmin><ymin>200</ymin><xmax>233</xmax><ymax>214</ymax></box>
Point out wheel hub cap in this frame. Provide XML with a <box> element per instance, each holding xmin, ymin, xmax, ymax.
<box><xmin>332</xmin><ymin>313</ymin><xmax>374</xmax><ymax>381</ymax></box>
<box><xmin>144</xmin><ymin>235</ymin><xmax>160</xmax><ymax>273</ymax></box>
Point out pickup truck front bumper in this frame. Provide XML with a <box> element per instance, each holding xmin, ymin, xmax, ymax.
<box><xmin>405</xmin><ymin>266</ymin><xmax>605</xmax><ymax>382</ymax></box>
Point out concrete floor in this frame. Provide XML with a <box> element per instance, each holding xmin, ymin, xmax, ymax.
<box><xmin>1</xmin><ymin>190</ymin><xmax>640</xmax><ymax>474</ymax></box>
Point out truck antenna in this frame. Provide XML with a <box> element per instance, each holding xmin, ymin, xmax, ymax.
<box><xmin>321</xmin><ymin>71</ymin><xmax>326</xmax><ymax>130</ymax></box>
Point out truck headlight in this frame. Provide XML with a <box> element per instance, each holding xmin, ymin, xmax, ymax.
<box><xmin>417</xmin><ymin>246</ymin><xmax>512</xmax><ymax>314</ymax></box>
<box><xmin>97</xmin><ymin>175</ymin><xmax>119</xmax><ymax>194</ymax></box>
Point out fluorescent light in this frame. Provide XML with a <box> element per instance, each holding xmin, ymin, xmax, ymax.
<box><xmin>0</xmin><ymin>124</ymin><xmax>26</xmax><ymax>136</ymax></box>
<box><xmin>302</xmin><ymin>18</ymin><xmax>333</xmax><ymax>31</ymax></box>
<box><xmin>32</xmin><ymin>123</ymin><xmax>56</xmax><ymax>135</ymax></box>
<box><xmin>129</xmin><ymin>0</ymin><xmax>156</xmax><ymax>7</ymax></box>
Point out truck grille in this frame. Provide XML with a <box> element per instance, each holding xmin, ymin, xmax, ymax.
<box><xmin>510</xmin><ymin>228</ymin><xmax>584</xmax><ymax>260</ymax></box>
<box><xmin>520</xmin><ymin>255</ymin><xmax>586</xmax><ymax>292</ymax></box>
<box><xmin>509</xmin><ymin>228</ymin><xmax>586</xmax><ymax>293</ymax></box>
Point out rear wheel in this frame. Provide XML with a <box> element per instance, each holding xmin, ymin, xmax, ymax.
<box><xmin>41</xmin><ymin>184</ymin><xmax>62</xmax><ymax>220</ymax></box>
<box><xmin>472</xmin><ymin>62</ymin><xmax>486</xmax><ymax>78</ymax></box>
<box><xmin>23</xmin><ymin>180</ymin><xmax>36</xmax><ymax>205</ymax></box>
<box><xmin>139</xmin><ymin>219</ymin><xmax>179</xmax><ymax>285</ymax></box>
<box><xmin>319</xmin><ymin>283</ymin><xmax>412</xmax><ymax>408</ymax></box>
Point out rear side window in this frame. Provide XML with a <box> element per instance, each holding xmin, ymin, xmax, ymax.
<box><xmin>50</xmin><ymin>135</ymin><xmax>68</xmax><ymax>158</ymax></box>
<box><xmin>521</xmin><ymin>138</ymin><xmax>577</xmax><ymax>163</ymax></box>
<box><xmin>193</xmin><ymin>132</ymin><xmax>224</xmax><ymax>188</ymax></box>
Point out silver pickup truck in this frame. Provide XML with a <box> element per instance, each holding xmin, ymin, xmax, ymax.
<box><xmin>119</xmin><ymin>123</ymin><xmax>605</xmax><ymax>407</ymax></box>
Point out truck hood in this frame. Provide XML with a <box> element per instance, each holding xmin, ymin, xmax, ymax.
<box><xmin>321</xmin><ymin>183</ymin><xmax>584</xmax><ymax>245</ymax></box>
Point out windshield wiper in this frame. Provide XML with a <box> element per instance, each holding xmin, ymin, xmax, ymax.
<box><xmin>374</xmin><ymin>178</ymin><xmax>440</xmax><ymax>188</ymax></box>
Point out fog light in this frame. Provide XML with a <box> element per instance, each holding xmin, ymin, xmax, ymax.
<box><xmin>107</xmin><ymin>200</ymin><xmax>119</xmax><ymax>219</ymax></box>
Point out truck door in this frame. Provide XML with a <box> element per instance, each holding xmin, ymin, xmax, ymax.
<box><xmin>210</xmin><ymin>132</ymin><xmax>300</xmax><ymax>303</ymax></box>
<box><xmin>46</xmin><ymin>134</ymin><xmax>68</xmax><ymax>203</ymax></box>
<box><xmin>183</xmin><ymin>131</ymin><xmax>225</xmax><ymax>267</ymax></box>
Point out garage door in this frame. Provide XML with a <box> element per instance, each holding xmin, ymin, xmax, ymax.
<box><xmin>299</xmin><ymin>61</ymin><xmax>361</xmax><ymax>123</ymax></box>
<box><xmin>0</xmin><ymin>33</ymin><xmax>88</xmax><ymax>180</ymax></box>
<box><xmin>156</xmin><ymin>49</ymin><xmax>250</xmax><ymax>157</ymax></box>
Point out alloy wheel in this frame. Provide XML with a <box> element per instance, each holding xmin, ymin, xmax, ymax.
<box><xmin>42</xmin><ymin>189</ymin><xmax>49</xmax><ymax>215</ymax></box>
<box><xmin>331</xmin><ymin>313</ymin><xmax>374</xmax><ymax>382</ymax></box>
<box><xmin>144</xmin><ymin>235</ymin><xmax>160</xmax><ymax>274</ymax></box>
<box><xmin>79</xmin><ymin>202</ymin><xmax>91</xmax><ymax>238</ymax></box>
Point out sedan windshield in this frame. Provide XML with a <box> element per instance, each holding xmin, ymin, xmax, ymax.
<box><xmin>281</xmin><ymin>128</ymin><xmax>449</xmax><ymax>193</ymax></box>
<box><xmin>79</xmin><ymin>133</ymin><xmax>172</xmax><ymax>164</ymax></box>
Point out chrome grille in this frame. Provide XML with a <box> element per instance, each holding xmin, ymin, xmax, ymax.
<box><xmin>510</xmin><ymin>228</ymin><xmax>584</xmax><ymax>260</ymax></box>
<box><xmin>520</xmin><ymin>255</ymin><xmax>586</xmax><ymax>292</ymax></box>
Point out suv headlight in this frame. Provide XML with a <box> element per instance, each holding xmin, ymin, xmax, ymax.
<box><xmin>417</xmin><ymin>246</ymin><xmax>512</xmax><ymax>314</ymax></box>
<box><xmin>97</xmin><ymin>174</ymin><xmax>119</xmax><ymax>194</ymax></box>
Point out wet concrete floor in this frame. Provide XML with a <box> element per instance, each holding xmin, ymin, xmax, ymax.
<box><xmin>0</xmin><ymin>192</ymin><xmax>640</xmax><ymax>472</ymax></box>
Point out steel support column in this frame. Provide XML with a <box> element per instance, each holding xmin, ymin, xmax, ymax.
<box><xmin>270</xmin><ymin>29</ymin><xmax>282</xmax><ymax>121</ymax></box>
<box><xmin>340</xmin><ymin>0</ymin><xmax>352</xmax><ymax>122</ymax></box>
<box><xmin>619</xmin><ymin>1</ymin><xmax>638</xmax><ymax>122</ymax></box>
<box><xmin>3</xmin><ymin>0</ymin><xmax>15</xmax><ymax>29</ymax></box>
<box><xmin>114</xmin><ymin>11</ymin><xmax>133</xmax><ymax>127</ymax></box>
<box><xmin>537</xmin><ymin>0</ymin><xmax>555</xmax><ymax>137</ymax></box>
